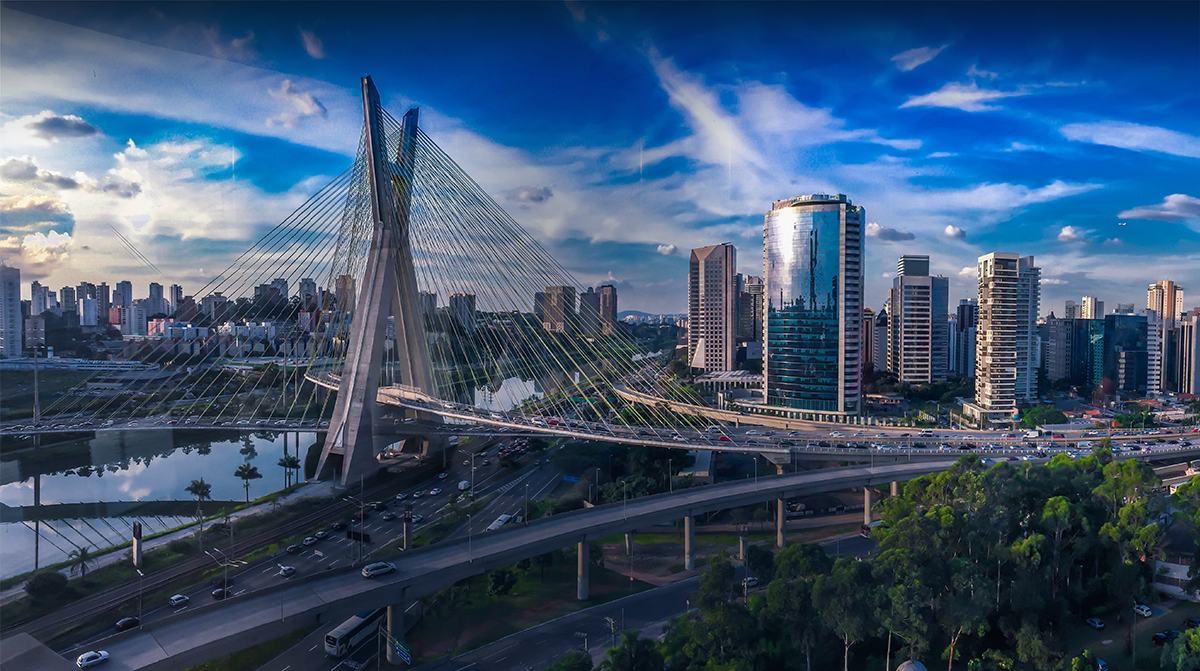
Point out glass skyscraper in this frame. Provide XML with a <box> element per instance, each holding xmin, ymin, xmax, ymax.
<box><xmin>763</xmin><ymin>194</ymin><xmax>863</xmax><ymax>419</ymax></box>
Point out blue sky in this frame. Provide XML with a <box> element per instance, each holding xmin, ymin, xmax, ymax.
<box><xmin>2</xmin><ymin>1</ymin><xmax>1197</xmax><ymax>315</ymax></box>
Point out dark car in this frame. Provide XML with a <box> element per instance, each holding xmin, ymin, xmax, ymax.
<box><xmin>372</xmin><ymin>501</ymin><xmax>388</xmax><ymax>511</ymax></box>
<box><xmin>211</xmin><ymin>588</ymin><xmax>232</xmax><ymax>600</ymax></box>
<box><xmin>1185</xmin><ymin>618</ymin><xmax>1200</xmax><ymax>629</ymax></box>
<box><xmin>1152</xmin><ymin>630</ymin><xmax>1181</xmax><ymax>646</ymax></box>
<box><xmin>115</xmin><ymin>616</ymin><xmax>139</xmax><ymax>631</ymax></box>
<box><xmin>381</xmin><ymin>512</ymin><xmax>397</xmax><ymax>521</ymax></box>
<box><xmin>353</xmin><ymin>510</ymin><xmax>369</xmax><ymax>521</ymax></box>
<box><xmin>332</xmin><ymin>521</ymin><xmax>347</xmax><ymax>531</ymax></box>
<box><xmin>286</xmin><ymin>544</ymin><xmax>301</xmax><ymax>554</ymax></box>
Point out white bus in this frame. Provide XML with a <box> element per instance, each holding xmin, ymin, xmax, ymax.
<box><xmin>324</xmin><ymin>608</ymin><xmax>385</xmax><ymax>657</ymax></box>
<box><xmin>485</xmin><ymin>514</ymin><xmax>513</xmax><ymax>532</ymax></box>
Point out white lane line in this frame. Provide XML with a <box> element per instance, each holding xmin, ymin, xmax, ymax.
<box><xmin>455</xmin><ymin>664</ymin><xmax>477</xmax><ymax>671</ymax></box>
<box><xmin>281</xmin><ymin>666</ymin><xmax>291</xmax><ymax>671</ymax></box>
<box><xmin>309</xmin><ymin>644</ymin><xmax>319</xmax><ymax>652</ymax></box>
<box><xmin>484</xmin><ymin>643</ymin><xmax>518</xmax><ymax>660</ymax></box>
<box><xmin>261</xmin><ymin>566</ymin><xmax>276</xmax><ymax>573</ymax></box>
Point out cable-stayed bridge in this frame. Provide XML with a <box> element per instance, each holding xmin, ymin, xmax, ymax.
<box><xmin>1</xmin><ymin>77</ymin><xmax>1172</xmax><ymax>484</ymax></box>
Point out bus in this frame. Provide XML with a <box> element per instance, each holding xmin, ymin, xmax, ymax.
<box><xmin>324</xmin><ymin>608</ymin><xmax>385</xmax><ymax>657</ymax></box>
<box><xmin>485</xmin><ymin>514</ymin><xmax>513</xmax><ymax>532</ymax></box>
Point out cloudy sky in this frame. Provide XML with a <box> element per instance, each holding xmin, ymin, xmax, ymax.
<box><xmin>2</xmin><ymin>1</ymin><xmax>1197</xmax><ymax>315</ymax></box>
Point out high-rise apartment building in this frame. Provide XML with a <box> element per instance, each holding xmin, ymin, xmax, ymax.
<box><xmin>30</xmin><ymin>281</ymin><xmax>46</xmax><ymax>315</ymax></box>
<box><xmin>96</xmin><ymin>282</ymin><xmax>110</xmax><ymax>322</ymax></box>
<box><xmin>874</xmin><ymin>308</ymin><xmax>889</xmax><ymax>369</ymax></box>
<box><xmin>763</xmin><ymin>194</ymin><xmax>863</xmax><ymax>418</ymax></box>
<box><xmin>418</xmin><ymin>291</ymin><xmax>438</xmax><ymax>318</ymax></box>
<box><xmin>1064</xmin><ymin>300</ymin><xmax>1077</xmax><ymax>320</ymax></box>
<box><xmin>79</xmin><ymin>297</ymin><xmax>99</xmax><ymax>327</ymax></box>
<box><xmin>688</xmin><ymin>244</ymin><xmax>738</xmax><ymax>372</ymax></box>
<box><xmin>298</xmin><ymin>278</ymin><xmax>317</xmax><ymax>308</ymax></box>
<box><xmin>887</xmin><ymin>255</ymin><xmax>949</xmax><ymax>383</ymax></box>
<box><xmin>169</xmin><ymin>284</ymin><xmax>184</xmax><ymax>313</ymax></box>
<box><xmin>1071</xmin><ymin>319</ymin><xmax>1105</xmax><ymax>388</ymax></box>
<box><xmin>599</xmin><ymin>284</ymin><xmax>618</xmax><ymax>335</ymax></box>
<box><xmin>1081</xmin><ymin>296</ymin><xmax>1104</xmax><ymax>320</ymax></box>
<box><xmin>334</xmin><ymin>275</ymin><xmax>356</xmax><ymax>311</ymax></box>
<box><xmin>116</xmin><ymin>281</ymin><xmax>133</xmax><ymax>309</ymax></box>
<box><xmin>1143</xmin><ymin>309</ymin><xmax>1163</xmax><ymax>395</ymax></box>
<box><xmin>0</xmin><ymin>265</ymin><xmax>20</xmax><ymax>358</ymax></box>
<box><xmin>1174</xmin><ymin>315</ymin><xmax>1200</xmax><ymax>394</ymax></box>
<box><xmin>966</xmin><ymin>253</ymin><xmax>1039</xmax><ymax>425</ymax></box>
<box><xmin>148</xmin><ymin>282</ymin><xmax>166</xmax><ymax>316</ymax></box>
<box><xmin>533</xmin><ymin>292</ymin><xmax>547</xmax><ymax>323</ymax></box>
<box><xmin>1115</xmin><ymin>303</ymin><xmax>1135</xmax><ymax>314</ymax></box>
<box><xmin>1147</xmin><ymin>280</ymin><xmax>1184</xmax><ymax>325</ymax></box>
<box><xmin>449</xmin><ymin>292</ymin><xmax>477</xmax><ymax>334</ymax></box>
<box><xmin>59</xmin><ymin>286</ymin><xmax>77</xmax><ymax>313</ymax></box>
<box><xmin>862</xmin><ymin>307</ymin><xmax>876</xmax><ymax>368</ymax></box>
<box><xmin>736</xmin><ymin>276</ymin><xmax>764</xmax><ymax>342</ymax></box>
<box><xmin>543</xmin><ymin>286</ymin><xmax>577</xmax><ymax>334</ymax></box>
<box><xmin>1044</xmin><ymin>315</ymin><xmax>1073</xmax><ymax>383</ymax></box>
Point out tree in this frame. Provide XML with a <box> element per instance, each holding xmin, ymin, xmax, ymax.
<box><xmin>1161</xmin><ymin>627</ymin><xmax>1200</xmax><ymax>671</ymax></box>
<box><xmin>1020</xmin><ymin>404</ymin><xmax>1066</xmax><ymax>428</ymax></box>
<box><xmin>24</xmin><ymin>570</ymin><xmax>68</xmax><ymax>601</ymax></box>
<box><xmin>745</xmin><ymin>544</ymin><xmax>775</xmax><ymax>584</ymax></box>
<box><xmin>534</xmin><ymin>551</ymin><xmax>556</xmax><ymax>582</ymax></box>
<box><xmin>186</xmin><ymin>477</ymin><xmax>213</xmax><ymax>553</ymax></box>
<box><xmin>774</xmin><ymin>542</ymin><xmax>833</xmax><ymax>582</ymax></box>
<box><xmin>598</xmin><ymin>630</ymin><xmax>664</xmax><ymax>671</ymax></box>
<box><xmin>233</xmin><ymin>463</ymin><xmax>263</xmax><ymax>502</ymax></box>
<box><xmin>67</xmin><ymin>545</ymin><xmax>95</xmax><ymax>583</ymax></box>
<box><xmin>487</xmin><ymin>568</ymin><xmax>517</xmax><ymax>596</ymax></box>
<box><xmin>814</xmin><ymin>558</ymin><xmax>876</xmax><ymax>671</ymax></box>
<box><xmin>277</xmin><ymin>454</ymin><xmax>302</xmax><ymax>488</ymax></box>
<box><xmin>548</xmin><ymin>651</ymin><xmax>594</xmax><ymax>671</ymax></box>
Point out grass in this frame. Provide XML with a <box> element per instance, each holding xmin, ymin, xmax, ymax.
<box><xmin>183</xmin><ymin>626</ymin><xmax>313</xmax><ymax>671</ymax></box>
<box><xmin>409</xmin><ymin>561</ymin><xmax>654</xmax><ymax>664</ymax></box>
<box><xmin>1060</xmin><ymin>599</ymin><xmax>1200</xmax><ymax>670</ymax></box>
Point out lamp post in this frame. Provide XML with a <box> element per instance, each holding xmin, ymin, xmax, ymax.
<box><xmin>622</xmin><ymin>481</ymin><xmax>627</xmax><ymax>521</ymax></box>
<box><xmin>753</xmin><ymin>456</ymin><xmax>758</xmax><ymax>492</ymax></box>
<box><xmin>524</xmin><ymin>483</ymin><xmax>529</xmax><ymax>525</ymax></box>
<box><xmin>136</xmin><ymin>568</ymin><xmax>144</xmax><ymax>628</ymax></box>
<box><xmin>668</xmin><ymin>458</ymin><xmax>673</xmax><ymax>493</ymax></box>
<box><xmin>467</xmin><ymin>513</ymin><xmax>472</xmax><ymax>563</ymax></box>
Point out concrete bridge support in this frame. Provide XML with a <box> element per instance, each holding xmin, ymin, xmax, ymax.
<box><xmin>864</xmin><ymin>487</ymin><xmax>873</xmax><ymax>526</ymax></box>
<box><xmin>577</xmin><ymin>540</ymin><xmax>589</xmax><ymax>600</ymax></box>
<box><xmin>684</xmin><ymin>515</ymin><xmax>695</xmax><ymax>571</ymax></box>
<box><xmin>776</xmin><ymin>499</ymin><xmax>786</xmax><ymax>549</ymax></box>
<box><xmin>625</xmin><ymin>531</ymin><xmax>635</xmax><ymax>557</ymax></box>
<box><xmin>739</xmin><ymin>525</ymin><xmax>749</xmax><ymax>562</ymax></box>
<box><xmin>386</xmin><ymin>603</ymin><xmax>404</xmax><ymax>665</ymax></box>
<box><xmin>891</xmin><ymin>481</ymin><xmax>900</xmax><ymax>497</ymax></box>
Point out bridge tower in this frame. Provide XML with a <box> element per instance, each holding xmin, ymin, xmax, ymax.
<box><xmin>316</xmin><ymin>76</ymin><xmax>439</xmax><ymax>485</ymax></box>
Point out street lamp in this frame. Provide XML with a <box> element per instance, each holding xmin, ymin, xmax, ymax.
<box><xmin>467</xmin><ymin>513</ymin><xmax>473</xmax><ymax>563</ymax></box>
<box><xmin>753</xmin><ymin>456</ymin><xmax>758</xmax><ymax>492</ymax></box>
<box><xmin>622</xmin><ymin>481</ymin><xmax>628</xmax><ymax>521</ymax></box>
<box><xmin>524</xmin><ymin>483</ymin><xmax>529</xmax><ymax>525</ymax></box>
<box><xmin>136</xmin><ymin>568</ymin><xmax>144</xmax><ymax>629</ymax></box>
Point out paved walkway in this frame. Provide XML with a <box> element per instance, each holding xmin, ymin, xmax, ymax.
<box><xmin>0</xmin><ymin>479</ymin><xmax>340</xmax><ymax>607</ymax></box>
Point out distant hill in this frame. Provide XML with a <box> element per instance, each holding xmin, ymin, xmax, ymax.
<box><xmin>618</xmin><ymin>310</ymin><xmax>652</xmax><ymax>318</ymax></box>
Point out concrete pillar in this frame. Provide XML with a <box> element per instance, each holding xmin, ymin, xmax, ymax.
<box><xmin>684</xmin><ymin>515</ymin><xmax>695</xmax><ymax>571</ymax></box>
<box><xmin>891</xmin><ymin>480</ymin><xmax>899</xmax><ymax>497</ymax></box>
<box><xmin>776</xmin><ymin>463</ymin><xmax>785</xmax><ymax>475</ymax></box>
<box><xmin>577</xmin><ymin>540</ymin><xmax>589</xmax><ymax>600</ymax></box>
<box><xmin>739</xmin><ymin>526</ymin><xmax>749</xmax><ymax>562</ymax></box>
<box><xmin>864</xmin><ymin>487</ymin><xmax>873</xmax><ymax>526</ymax></box>
<box><xmin>402</xmin><ymin>521</ymin><xmax>410</xmax><ymax>551</ymax></box>
<box><xmin>386</xmin><ymin>603</ymin><xmax>403</xmax><ymax>665</ymax></box>
<box><xmin>625</xmin><ymin>531</ymin><xmax>635</xmax><ymax>557</ymax></box>
<box><xmin>776</xmin><ymin>498</ymin><xmax>786</xmax><ymax>549</ymax></box>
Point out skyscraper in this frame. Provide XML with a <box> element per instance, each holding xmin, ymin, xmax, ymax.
<box><xmin>1174</xmin><ymin>315</ymin><xmax>1199</xmax><ymax>394</ymax></box>
<box><xmin>96</xmin><ymin>282</ymin><xmax>110</xmax><ymax>322</ymax></box>
<box><xmin>59</xmin><ymin>286</ymin><xmax>77</xmax><ymax>313</ymax></box>
<box><xmin>1044</xmin><ymin>314</ymin><xmax>1073</xmax><ymax>383</ymax></box>
<box><xmin>334</xmin><ymin>275</ymin><xmax>356</xmax><ymax>311</ymax></box>
<box><xmin>1064</xmin><ymin>300</ymin><xmax>1077</xmax><ymax>320</ymax></box>
<box><xmin>737</xmin><ymin>276</ymin><xmax>764</xmax><ymax>342</ymax></box>
<box><xmin>763</xmin><ymin>194</ymin><xmax>863</xmax><ymax>418</ymax></box>
<box><xmin>0</xmin><ymin>265</ymin><xmax>20</xmax><ymax>358</ymax></box>
<box><xmin>1147</xmin><ymin>280</ymin><xmax>1184</xmax><ymax>325</ymax></box>
<box><xmin>598</xmin><ymin>284</ymin><xmax>618</xmax><ymax>335</ymax></box>
<box><xmin>1081</xmin><ymin>296</ymin><xmax>1104</xmax><ymax>320</ymax></box>
<box><xmin>418</xmin><ymin>291</ymin><xmax>438</xmax><ymax>318</ymax></box>
<box><xmin>952</xmin><ymin>299</ymin><xmax>979</xmax><ymax>377</ymax></box>
<box><xmin>688</xmin><ymin>243</ymin><xmax>738</xmax><ymax>373</ymax></box>
<box><xmin>887</xmin><ymin>255</ymin><xmax>949</xmax><ymax>383</ymax></box>
<box><xmin>1102</xmin><ymin>313</ymin><xmax>1148</xmax><ymax>399</ymax></box>
<box><xmin>299</xmin><ymin>278</ymin><xmax>318</xmax><ymax>307</ymax></box>
<box><xmin>967</xmin><ymin>253</ymin><xmax>1039</xmax><ymax>425</ymax></box>
<box><xmin>271</xmin><ymin>278</ymin><xmax>289</xmax><ymax>301</ymax></box>
<box><xmin>148</xmin><ymin>282</ymin><xmax>166</xmax><ymax>316</ymax></box>
<box><xmin>169</xmin><ymin>284</ymin><xmax>184</xmax><ymax>313</ymax></box>
<box><xmin>862</xmin><ymin>307</ymin><xmax>876</xmax><ymax>368</ymax></box>
<box><xmin>579</xmin><ymin>287</ymin><xmax>601</xmax><ymax>334</ymax></box>
<box><xmin>449</xmin><ymin>292</ymin><xmax>477</xmax><ymax>334</ymax></box>
<box><xmin>30</xmin><ymin>281</ymin><xmax>46</xmax><ymax>315</ymax></box>
<box><xmin>116</xmin><ymin>281</ymin><xmax>133</xmax><ymax>309</ymax></box>
<box><xmin>542</xmin><ymin>286</ymin><xmax>576</xmax><ymax>333</ymax></box>
<box><xmin>533</xmin><ymin>291</ymin><xmax>547</xmax><ymax>323</ymax></box>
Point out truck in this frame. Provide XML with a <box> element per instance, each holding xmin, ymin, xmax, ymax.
<box><xmin>458</xmin><ymin>480</ymin><xmax>470</xmax><ymax>491</ymax></box>
<box><xmin>1024</xmin><ymin>429</ymin><xmax>1042</xmax><ymax>440</ymax></box>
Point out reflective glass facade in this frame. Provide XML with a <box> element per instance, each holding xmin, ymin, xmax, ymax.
<box><xmin>764</xmin><ymin>195</ymin><xmax>862</xmax><ymax>415</ymax></box>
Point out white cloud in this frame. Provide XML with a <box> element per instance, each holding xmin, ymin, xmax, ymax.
<box><xmin>266</xmin><ymin>79</ymin><xmax>328</xmax><ymax>129</ymax></box>
<box><xmin>0</xmin><ymin>194</ymin><xmax>70</xmax><ymax>216</ymax></box>
<box><xmin>1005</xmin><ymin>142</ymin><xmax>1042</xmax><ymax>152</ymax></box>
<box><xmin>1057</xmin><ymin>225</ymin><xmax>1088</xmax><ymax>242</ymax></box>
<box><xmin>1117</xmin><ymin>194</ymin><xmax>1200</xmax><ymax>221</ymax></box>
<box><xmin>891</xmin><ymin>44</ymin><xmax>949</xmax><ymax>72</ymax></box>
<box><xmin>967</xmin><ymin>65</ymin><xmax>998</xmax><ymax>80</ymax></box>
<box><xmin>115</xmin><ymin>139</ymin><xmax>148</xmax><ymax>161</ymax></box>
<box><xmin>943</xmin><ymin>225</ymin><xmax>966</xmax><ymax>238</ymax></box>
<box><xmin>926</xmin><ymin>152</ymin><xmax>956</xmax><ymax>158</ymax></box>
<box><xmin>1102</xmin><ymin>238</ymin><xmax>1123</xmax><ymax>246</ymax></box>
<box><xmin>0</xmin><ymin>154</ymin><xmax>96</xmax><ymax>191</ymax></box>
<box><xmin>1</xmin><ymin>110</ymin><xmax>100</xmax><ymax>146</ymax></box>
<box><xmin>656</xmin><ymin>244</ymin><xmax>678</xmax><ymax>256</ymax></box>
<box><xmin>901</xmin><ymin>82</ymin><xmax>1026</xmax><ymax>112</ymax></box>
<box><xmin>509</xmin><ymin>185</ymin><xmax>554</xmax><ymax>203</ymax></box>
<box><xmin>958</xmin><ymin>266</ymin><xmax>976</xmax><ymax>278</ymax></box>
<box><xmin>865</xmin><ymin>222</ymin><xmax>915</xmax><ymax>241</ymax></box>
<box><xmin>299</xmin><ymin>29</ymin><xmax>325</xmax><ymax>59</ymax></box>
<box><xmin>1041</xmin><ymin>277</ymin><xmax>1067</xmax><ymax>285</ymax></box>
<box><xmin>1059</xmin><ymin>121</ymin><xmax>1200</xmax><ymax>159</ymax></box>
<box><xmin>0</xmin><ymin>230</ymin><xmax>72</xmax><ymax>279</ymax></box>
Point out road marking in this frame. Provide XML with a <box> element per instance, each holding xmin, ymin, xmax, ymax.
<box><xmin>484</xmin><ymin>643</ymin><xmax>518</xmax><ymax>660</ymax></box>
<box><xmin>281</xmin><ymin>666</ymin><xmax>291</xmax><ymax>671</ymax></box>
<box><xmin>235</xmin><ymin>589</ymin><xmax>246</xmax><ymax>595</ymax></box>
<box><xmin>262</xmin><ymin>566</ymin><xmax>276</xmax><ymax>573</ymax></box>
<box><xmin>309</xmin><ymin>644</ymin><xmax>318</xmax><ymax>652</ymax></box>
<box><xmin>328</xmin><ymin>560</ymin><xmax>339</xmax><ymax>568</ymax></box>
<box><xmin>455</xmin><ymin>664</ymin><xmax>477</xmax><ymax>671</ymax></box>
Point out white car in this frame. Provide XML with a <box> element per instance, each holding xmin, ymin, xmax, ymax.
<box><xmin>168</xmin><ymin>594</ymin><xmax>189</xmax><ymax>607</ymax></box>
<box><xmin>429</xmin><ymin>488</ymin><xmax>442</xmax><ymax>496</ymax></box>
<box><xmin>279</xmin><ymin>565</ymin><xmax>296</xmax><ymax>577</ymax></box>
<box><xmin>76</xmin><ymin>651</ymin><xmax>109</xmax><ymax>668</ymax></box>
<box><xmin>362</xmin><ymin>561</ymin><xmax>396</xmax><ymax>578</ymax></box>
<box><xmin>1133</xmin><ymin>604</ymin><xmax>1152</xmax><ymax>617</ymax></box>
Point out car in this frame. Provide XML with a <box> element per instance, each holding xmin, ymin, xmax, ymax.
<box><xmin>463</xmin><ymin>459</ymin><xmax>471</xmax><ymax>466</ymax></box>
<box><xmin>742</xmin><ymin>577</ymin><xmax>759</xmax><ymax>588</ymax></box>
<box><xmin>746</xmin><ymin>430</ymin><xmax>760</xmax><ymax>435</ymax></box>
<box><xmin>1185</xmin><ymin>617</ymin><xmax>1200</xmax><ymax>629</ymax></box>
<box><xmin>381</xmin><ymin>512</ymin><xmax>397</xmax><ymax>521</ymax></box>
<box><xmin>411</xmin><ymin>491</ymin><xmax>422</xmax><ymax>499</ymax></box>
<box><xmin>394</xmin><ymin>492</ymin><xmax>408</xmax><ymax>501</ymax></box>
<box><xmin>332</xmin><ymin>521</ymin><xmax>347</xmax><ymax>531</ymax></box>
<box><xmin>430</xmin><ymin>488</ymin><xmax>442</xmax><ymax>496</ymax></box>
<box><xmin>168</xmin><ymin>594</ymin><xmax>189</xmax><ymax>607</ymax></box>
<box><xmin>1096</xmin><ymin>661</ymin><xmax>1108</xmax><ymax>671</ymax></box>
<box><xmin>1085</xmin><ymin>617</ymin><xmax>1105</xmax><ymax>631</ymax></box>
<box><xmin>1152</xmin><ymin>630</ymin><xmax>1181</xmax><ymax>645</ymax></box>
<box><xmin>372</xmin><ymin>501</ymin><xmax>388</xmax><ymax>511</ymax></box>
<box><xmin>302</xmin><ymin>536</ymin><xmax>317</xmax><ymax>546</ymax></box>
<box><xmin>353</xmin><ymin>510</ymin><xmax>369</xmax><ymax>520</ymax></box>
<box><xmin>717</xmin><ymin>435</ymin><xmax>732</xmax><ymax>442</ymax></box>
<box><xmin>76</xmin><ymin>651</ymin><xmax>109</xmax><ymax>668</ymax></box>
<box><xmin>212</xmin><ymin>588</ymin><xmax>231</xmax><ymax>600</ymax></box>
<box><xmin>1133</xmin><ymin>604</ymin><xmax>1153</xmax><ymax>618</ymax></box>
<box><xmin>314</xmin><ymin>530</ymin><xmax>329</xmax><ymax>540</ymax></box>
<box><xmin>439</xmin><ymin>472</ymin><xmax>448</xmax><ymax>479</ymax></box>
<box><xmin>115</xmin><ymin>616</ymin><xmax>139</xmax><ymax>631</ymax></box>
<box><xmin>411</xmin><ymin>514</ymin><xmax>424</xmax><ymax>523</ymax></box>
<box><xmin>286</xmin><ymin>544</ymin><xmax>301</xmax><ymax>554</ymax></box>
<box><xmin>482</xmin><ymin>459</ymin><xmax>490</xmax><ymax>466</ymax></box>
<box><xmin>278</xmin><ymin>565</ymin><xmax>296</xmax><ymax>577</ymax></box>
<box><xmin>362</xmin><ymin>561</ymin><xmax>397</xmax><ymax>578</ymax></box>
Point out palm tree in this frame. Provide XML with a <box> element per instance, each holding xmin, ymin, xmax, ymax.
<box><xmin>68</xmin><ymin>545</ymin><xmax>95</xmax><ymax>583</ymax></box>
<box><xmin>277</xmin><ymin>455</ymin><xmax>302</xmax><ymax>488</ymax></box>
<box><xmin>185</xmin><ymin>477</ymin><xmax>212</xmax><ymax>554</ymax></box>
<box><xmin>234</xmin><ymin>463</ymin><xmax>262</xmax><ymax>502</ymax></box>
<box><xmin>598</xmin><ymin>631</ymin><xmax>662</xmax><ymax>671</ymax></box>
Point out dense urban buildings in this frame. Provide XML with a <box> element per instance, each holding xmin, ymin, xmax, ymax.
<box><xmin>1102</xmin><ymin>313</ymin><xmax>1149</xmax><ymax>398</ymax></box>
<box><xmin>0</xmin><ymin>265</ymin><xmax>20</xmax><ymax>358</ymax></box>
<box><xmin>763</xmin><ymin>194</ymin><xmax>863</xmax><ymax>419</ymax></box>
<box><xmin>687</xmin><ymin>243</ymin><xmax>738</xmax><ymax>373</ymax></box>
<box><xmin>1081</xmin><ymin>295</ymin><xmax>1104</xmax><ymax>320</ymax></box>
<box><xmin>886</xmin><ymin>255</ymin><xmax>949</xmax><ymax>383</ymax></box>
<box><xmin>449</xmin><ymin>292</ymin><xmax>477</xmax><ymax>334</ymax></box>
<box><xmin>1147</xmin><ymin>280</ymin><xmax>1185</xmax><ymax>324</ymax></box>
<box><xmin>965</xmin><ymin>253</ymin><xmax>1040</xmax><ymax>425</ymax></box>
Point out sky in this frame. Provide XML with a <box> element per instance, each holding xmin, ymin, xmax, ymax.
<box><xmin>2</xmin><ymin>1</ymin><xmax>1198</xmax><ymax>316</ymax></box>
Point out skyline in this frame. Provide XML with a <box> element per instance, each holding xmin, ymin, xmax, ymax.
<box><xmin>1</xmin><ymin>2</ymin><xmax>1198</xmax><ymax>315</ymax></box>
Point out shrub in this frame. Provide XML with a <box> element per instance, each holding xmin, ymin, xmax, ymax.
<box><xmin>25</xmin><ymin>571</ymin><xmax>68</xmax><ymax>601</ymax></box>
